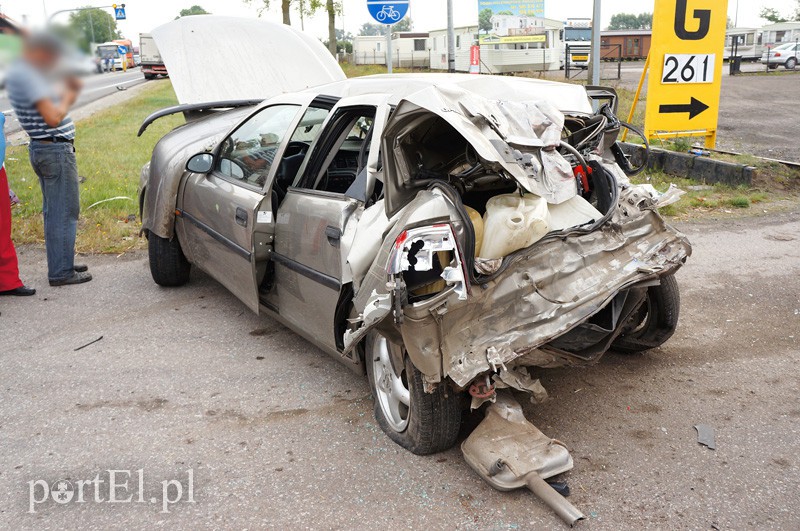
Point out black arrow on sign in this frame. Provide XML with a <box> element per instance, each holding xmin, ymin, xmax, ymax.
<box><xmin>659</xmin><ymin>97</ymin><xmax>710</xmax><ymax>119</ymax></box>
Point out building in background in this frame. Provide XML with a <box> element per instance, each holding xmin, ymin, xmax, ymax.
<box><xmin>760</xmin><ymin>22</ymin><xmax>800</xmax><ymax>46</ymax></box>
<box><xmin>428</xmin><ymin>25</ymin><xmax>479</xmax><ymax>71</ymax></box>
<box><xmin>724</xmin><ymin>28</ymin><xmax>764</xmax><ymax>60</ymax></box>
<box><xmin>352</xmin><ymin>31</ymin><xmax>430</xmax><ymax>68</ymax></box>
<box><xmin>600</xmin><ymin>29</ymin><xmax>652</xmax><ymax>61</ymax></box>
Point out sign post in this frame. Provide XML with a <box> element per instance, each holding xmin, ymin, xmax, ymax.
<box><xmin>366</xmin><ymin>1</ymin><xmax>409</xmax><ymax>73</ymax></box>
<box><xmin>644</xmin><ymin>0</ymin><xmax>729</xmax><ymax>148</ymax></box>
<box><xmin>469</xmin><ymin>45</ymin><xmax>480</xmax><ymax>74</ymax></box>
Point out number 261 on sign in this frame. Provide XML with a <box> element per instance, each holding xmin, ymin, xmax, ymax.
<box><xmin>661</xmin><ymin>54</ymin><xmax>715</xmax><ymax>84</ymax></box>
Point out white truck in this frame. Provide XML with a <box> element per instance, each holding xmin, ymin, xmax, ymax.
<box><xmin>140</xmin><ymin>33</ymin><xmax>168</xmax><ymax>79</ymax></box>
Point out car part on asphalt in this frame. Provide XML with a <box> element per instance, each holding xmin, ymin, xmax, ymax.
<box><xmin>462</xmin><ymin>392</ymin><xmax>585</xmax><ymax>526</ymax></box>
<box><xmin>694</xmin><ymin>424</ymin><xmax>716</xmax><ymax>450</ymax></box>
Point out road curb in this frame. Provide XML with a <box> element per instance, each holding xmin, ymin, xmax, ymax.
<box><xmin>619</xmin><ymin>142</ymin><xmax>755</xmax><ymax>186</ymax></box>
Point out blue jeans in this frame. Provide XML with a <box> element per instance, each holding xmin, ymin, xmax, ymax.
<box><xmin>29</xmin><ymin>142</ymin><xmax>80</xmax><ymax>282</ymax></box>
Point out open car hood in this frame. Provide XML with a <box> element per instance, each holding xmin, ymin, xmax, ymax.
<box><xmin>152</xmin><ymin>16</ymin><xmax>346</xmax><ymax>105</ymax></box>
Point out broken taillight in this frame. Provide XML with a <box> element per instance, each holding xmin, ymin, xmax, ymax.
<box><xmin>386</xmin><ymin>224</ymin><xmax>469</xmax><ymax>300</ymax></box>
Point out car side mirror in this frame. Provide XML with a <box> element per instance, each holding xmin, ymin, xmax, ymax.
<box><xmin>186</xmin><ymin>153</ymin><xmax>215</xmax><ymax>174</ymax></box>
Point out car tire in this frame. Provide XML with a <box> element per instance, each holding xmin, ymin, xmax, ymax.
<box><xmin>144</xmin><ymin>73</ymin><xmax>155</xmax><ymax>80</ymax></box>
<box><xmin>786</xmin><ymin>58</ymin><xmax>797</xmax><ymax>70</ymax></box>
<box><xmin>148</xmin><ymin>232</ymin><xmax>191</xmax><ymax>287</ymax></box>
<box><xmin>365</xmin><ymin>331</ymin><xmax>462</xmax><ymax>455</ymax></box>
<box><xmin>612</xmin><ymin>274</ymin><xmax>680</xmax><ymax>354</ymax></box>
<box><xmin>769</xmin><ymin>63</ymin><xmax>779</xmax><ymax>70</ymax></box>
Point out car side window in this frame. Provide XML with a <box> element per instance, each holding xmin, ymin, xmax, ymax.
<box><xmin>218</xmin><ymin>105</ymin><xmax>300</xmax><ymax>188</ymax></box>
<box><xmin>272</xmin><ymin>106</ymin><xmax>331</xmax><ymax>195</ymax></box>
<box><xmin>297</xmin><ymin>108</ymin><xmax>376</xmax><ymax>194</ymax></box>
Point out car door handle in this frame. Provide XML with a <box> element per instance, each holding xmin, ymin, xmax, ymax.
<box><xmin>325</xmin><ymin>225</ymin><xmax>341</xmax><ymax>247</ymax></box>
<box><xmin>235</xmin><ymin>207</ymin><xmax>248</xmax><ymax>227</ymax></box>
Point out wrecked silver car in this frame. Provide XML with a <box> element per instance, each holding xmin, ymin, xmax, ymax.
<box><xmin>139</xmin><ymin>18</ymin><xmax>690</xmax><ymax>516</ymax></box>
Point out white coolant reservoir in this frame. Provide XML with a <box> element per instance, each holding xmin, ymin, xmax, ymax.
<box><xmin>479</xmin><ymin>194</ymin><xmax>551</xmax><ymax>260</ymax></box>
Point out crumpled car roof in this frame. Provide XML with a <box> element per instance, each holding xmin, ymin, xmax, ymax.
<box><xmin>307</xmin><ymin>73</ymin><xmax>594</xmax><ymax>116</ymax></box>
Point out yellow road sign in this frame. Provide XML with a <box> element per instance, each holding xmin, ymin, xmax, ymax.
<box><xmin>644</xmin><ymin>0</ymin><xmax>729</xmax><ymax>148</ymax></box>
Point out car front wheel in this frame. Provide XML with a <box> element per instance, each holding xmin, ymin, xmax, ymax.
<box><xmin>365</xmin><ymin>331</ymin><xmax>462</xmax><ymax>455</ymax></box>
<box><xmin>148</xmin><ymin>232</ymin><xmax>191</xmax><ymax>287</ymax></box>
<box><xmin>612</xmin><ymin>274</ymin><xmax>681</xmax><ymax>354</ymax></box>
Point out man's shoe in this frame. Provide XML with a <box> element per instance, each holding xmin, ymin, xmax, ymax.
<box><xmin>49</xmin><ymin>272</ymin><xmax>93</xmax><ymax>287</ymax></box>
<box><xmin>74</xmin><ymin>264</ymin><xmax>89</xmax><ymax>273</ymax></box>
<box><xmin>0</xmin><ymin>286</ymin><xmax>36</xmax><ymax>296</ymax></box>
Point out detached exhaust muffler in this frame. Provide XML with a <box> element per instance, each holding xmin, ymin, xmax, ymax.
<box><xmin>462</xmin><ymin>391</ymin><xmax>585</xmax><ymax>526</ymax></box>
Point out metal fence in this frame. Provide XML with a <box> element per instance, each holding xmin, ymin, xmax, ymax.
<box><xmin>343</xmin><ymin>51</ymin><xmax>431</xmax><ymax>69</ymax></box>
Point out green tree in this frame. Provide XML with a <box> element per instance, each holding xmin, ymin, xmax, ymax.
<box><xmin>335</xmin><ymin>28</ymin><xmax>354</xmax><ymax>42</ymax></box>
<box><xmin>479</xmin><ymin>8</ymin><xmax>493</xmax><ymax>34</ymax></box>
<box><xmin>608</xmin><ymin>12</ymin><xmax>651</xmax><ymax>30</ymax></box>
<box><xmin>760</xmin><ymin>7</ymin><xmax>789</xmax><ymax>23</ymax></box>
<box><xmin>244</xmin><ymin>0</ymin><xmax>293</xmax><ymax>25</ymax></box>
<box><xmin>176</xmin><ymin>5</ymin><xmax>211</xmax><ymax>18</ymax></box>
<box><xmin>68</xmin><ymin>8</ymin><xmax>120</xmax><ymax>52</ymax></box>
<box><xmin>358</xmin><ymin>18</ymin><xmax>413</xmax><ymax>36</ymax></box>
<box><xmin>393</xmin><ymin>17</ymin><xmax>413</xmax><ymax>32</ymax></box>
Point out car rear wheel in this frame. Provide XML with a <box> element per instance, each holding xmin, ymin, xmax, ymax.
<box><xmin>769</xmin><ymin>63</ymin><xmax>779</xmax><ymax>70</ymax></box>
<box><xmin>365</xmin><ymin>331</ymin><xmax>462</xmax><ymax>455</ymax></box>
<box><xmin>148</xmin><ymin>232</ymin><xmax>191</xmax><ymax>287</ymax></box>
<box><xmin>612</xmin><ymin>274</ymin><xmax>680</xmax><ymax>354</ymax></box>
<box><xmin>786</xmin><ymin>57</ymin><xmax>797</xmax><ymax>70</ymax></box>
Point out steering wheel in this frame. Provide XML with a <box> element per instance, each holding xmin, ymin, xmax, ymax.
<box><xmin>284</xmin><ymin>141</ymin><xmax>310</xmax><ymax>158</ymax></box>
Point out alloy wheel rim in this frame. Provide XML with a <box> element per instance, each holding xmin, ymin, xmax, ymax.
<box><xmin>371</xmin><ymin>335</ymin><xmax>410</xmax><ymax>432</ymax></box>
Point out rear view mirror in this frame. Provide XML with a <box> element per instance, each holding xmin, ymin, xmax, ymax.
<box><xmin>186</xmin><ymin>153</ymin><xmax>214</xmax><ymax>174</ymax></box>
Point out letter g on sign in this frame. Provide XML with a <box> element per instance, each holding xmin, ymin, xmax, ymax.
<box><xmin>674</xmin><ymin>0</ymin><xmax>711</xmax><ymax>41</ymax></box>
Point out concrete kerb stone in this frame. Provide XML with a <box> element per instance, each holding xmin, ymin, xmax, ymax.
<box><xmin>618</xmin><ymin>142</ymin><xmax>754</xmax><ymax>186</ymax></box>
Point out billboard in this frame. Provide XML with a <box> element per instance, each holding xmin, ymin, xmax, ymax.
<box><xmin>478</xmin><ymin>1</ymin><xmax>547</xmax><ymax>44</ymax></box>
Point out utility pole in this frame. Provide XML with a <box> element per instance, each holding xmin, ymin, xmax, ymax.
<box><xmin>87</xmin><ymin>9</ymin><xmax>97</xmax><ymax>44</ymax></box>
<box><xmin>386</xmin><ymin>22</ymin><xmax>393</xmax><ymax>74</ymax></box>
<box><xmin>590</xmin><ymin>0</ymin><xmax>601</xmax><ymax>85</ymax></box>
<box><xmin>447</xmin><ymin>0</ymin><xmax>455</xmax><ymax>73</ymax></box>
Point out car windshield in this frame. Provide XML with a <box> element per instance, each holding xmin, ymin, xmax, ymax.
<box><xmin>774</xmin><ymin>43</ymin><xmax>796</xmax><ymax>51</ymax></box>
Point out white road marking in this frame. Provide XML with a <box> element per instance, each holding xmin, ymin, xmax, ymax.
<box><xmin>80</xmin><ymin>76</ymin><xmax>145</xmax><ymax>95</ymax></box>
<box><xmin>2</xmin><ymin>76</ymin><xmax>145</xmax><ymax>116</ymax></box>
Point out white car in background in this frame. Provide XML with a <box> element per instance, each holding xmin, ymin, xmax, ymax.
<box><xmin>761</xmin><ymin>42</ymin><xmax>799</xmax><ymax>69</ymax></box>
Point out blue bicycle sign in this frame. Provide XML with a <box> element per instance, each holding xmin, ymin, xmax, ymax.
<box><xmin>367</xmin><ymin>1</ymin><xmax>409</xmax><ymax>25</ymax></box>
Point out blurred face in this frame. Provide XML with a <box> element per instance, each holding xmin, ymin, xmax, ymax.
<box><xmin>24</xmin><ymin>45</ymin><xmax>60</xmax><ymax>71</ymax></box>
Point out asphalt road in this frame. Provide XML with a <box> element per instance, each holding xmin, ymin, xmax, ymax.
<box><xmin>1</xmin><ymin>69</ymin><xmax>146</xmax><ymax>136</ymax></box>
<box><xmin>0</xmin><ymin>208</ymin><xmax>798</xmax><ymax>529</ymax></box>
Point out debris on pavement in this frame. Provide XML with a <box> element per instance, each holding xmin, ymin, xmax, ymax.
<box><xmin>462</xmin><ymin>391</ymin><xmax>585</xmax><ymax>526</ymax></box>
<box><xmin>694</xmin><ymin>424</ymin><xmax>716</xmax><ymax>450</ymax></box>
<box><xmin>74</xmin><ymin>336</ymin><xmax>104</xmax><ymax>352</ymax></box>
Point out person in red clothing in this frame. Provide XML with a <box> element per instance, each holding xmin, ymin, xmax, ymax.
<box><xmin>0</xmin><ymin>113</ymin><xmax>36</xmax><ymax>297</ymax></box>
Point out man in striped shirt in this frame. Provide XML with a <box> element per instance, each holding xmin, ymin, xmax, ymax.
<box><xmin>7</xmin><ymin>33</ymin><xmax>91</xmax><ymax>286</ymax></box>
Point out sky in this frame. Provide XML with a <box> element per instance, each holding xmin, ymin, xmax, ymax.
<box><xmin>2</xmin><ymin>0</ymin><xmax>798</xmax><ymax>43</ymax></box>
